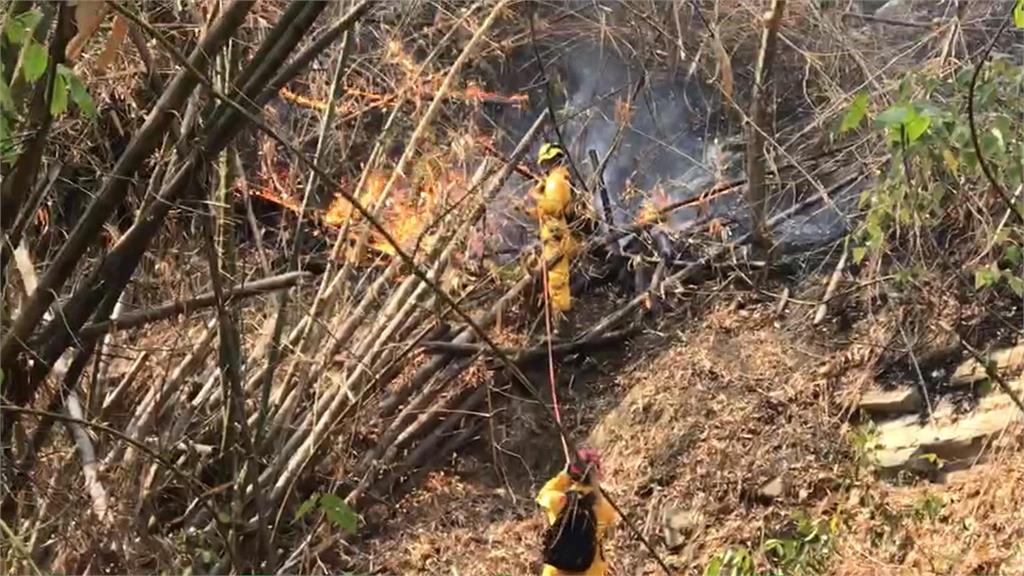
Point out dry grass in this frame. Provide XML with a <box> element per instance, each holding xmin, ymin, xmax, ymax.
<box><xmin>5</xmin><ymin>1</ymin><xmax>1022</xmax><ymax>574</ymax></box>
<box><xmin>358</xmin><ymin>282</ymin><xmax>1023</xmax><ymax>575</ymax></box>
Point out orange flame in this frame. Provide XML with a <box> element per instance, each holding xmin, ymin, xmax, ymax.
<box><xmin>245</xmin><ymin>139</ymin><xmax>478</xmax><ymax>262</ymax></box>
<box><xmin>637</xmin><ymin>186</ymin><xmax>671</xmax><ymax>226</ymax></box>
<box><xmin>324</xmin><ymin>170</ymin><xmax>389</xmax><ymax>227</ymax></box>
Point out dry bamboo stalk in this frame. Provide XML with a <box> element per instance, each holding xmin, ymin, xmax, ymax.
<box><xmin>267</xmin><ymin>311</ymin><xmax>430</xmax><ymax>503</ymax></box>
<box><xmin>339</xmin><ymin>256</ymin><xmax>446</xmax><ymax>396</ymax></box>
<box><xmin>64</xmin><ymin>391</ymin><xmax>111</xmax><ymax>522</ymax></box>
<box><xmin>274</xmin><ymin>297</ymin><xmax>440</xmax><ymax>469</ymax></box>
<box><xmin>813</xmin><ymin>243</ymin><xmax>848</xmax><ymax>325</ymax></box>
<box><xmin>107</xmin><ymin>320</ymin><xmax>217</xmax><ymax>467</ymax></box>
<box><xmin>203</xmin><ymin>113</ymin><xmax>542</xmax><ymax>533</ymax></box>
<box><xmin>100</xmin><ymin>351</ymin><xmax>150</xmax><ymax>416</ymax></box>
<box><xmin>262</xmin><ymin>157</ymin><xmax>490</xmax><ymax>456</ymax></box>
<box><xmin>252</xmin><ymin>265</ymin><xmax>399</xmax><ymax>450</ymax></box>
<box><xmin>268</xmin><ymin>262</ymin><xmax>444</xmax><ymax>496</ymax></box>
<box><xmin>88</xmin><ymin>294</ymin><xmax>127</xmax><ymax>416</ymax></box>
<box><xmin>2</xmin><ymin>0</ymin><xmax>257</xmax><ymax>365</ymax></box>
<box><xmin>348</xmin><ymin>384</ymin><xmax>485</xmax><ymax>505</ymax></box>
<box><xmin>379</xmin><ymin>387</ymin><xmax>486</xmax><ymax>493</ymax></box>
<box><xmin>392</xmin><ymin>416</ymin><xmax>484</xmax><ymax>492</ymax></box>
<box><xmin>307</xmin><ymin>0</ymin><xmax>485</xmax><ymax>326</ymax></box>
<box><xmin>377</xmin><ymin>271</ymin><xmax>534</xmax><ymax>420</ymax></box>
<box><xmin>358</xmin><ymin>346</ymin><xmax>479</xmax><ymax>474</ymax></box>
<box><xmin>24</xmin><ymin>482</ymin><xmax>60</xmax><ymax>567</ymax></box>
<box><xmin>420</xmin><ymin>326</ymin><xmax>638</xmax><ymax>360</ymax></box>
<box><xmin>80</xmin><ymin>271</ymin><xmax>311</xmax><ymax>340</ymax></box>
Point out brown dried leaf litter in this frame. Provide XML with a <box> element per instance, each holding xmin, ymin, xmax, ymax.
<box><xmin>362</xmin><ymin>296</ymin><xmax>1023</xmax><ymax>576</ymax></box>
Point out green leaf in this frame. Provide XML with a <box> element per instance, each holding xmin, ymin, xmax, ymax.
<box><xmin>950</xmin><ymin>122</ymin><xmax>971</xmax><ymax>148</ymax></box>
<box><xmin>980</xmin><ymin>132</ymin><xmax>1004</xmax><ymax>159</ymax></box>
<box><xmin>294</xmin><ymin>494</ymin><xmax>319</xmax><ymax>522</ymax></box>
<box><xmin>852</xmin><ymin>246</ymin><xmax>868</xmax><ymax>264</ymax></box>
<box><xmin>4</xmin><ymin>10</ymin><xmax>43</xmax><ymax>45</ymax></box>
<box><xmin>1004</xmin><ymin>245</ymin><xmax>1023</xmax><ymax>267</ymax></box>
<box><xmin>1014</xmin><ymin>0</ymin><xmax>1024</xmax><ymax>29</ymax></box>
<box><xmin>22</xmin><ymin>40</ymin><xmax>47</xmax><ymax>83</ymax></box>
<box><xmin>975</xmin><ymin>265</ymin><xmax>1000</xmax><ymax>289</ymax></box>
<box><xmin>50</xmin><ymin>70</ymin><xmax>67</xmax><ymax>116</ymax></box>
<box><xmin>903</xmin><ymin>111</ymin><xmax>931</xmax><ymax>143</ymax></box>
<box><xmin>839</xmin><ymin>91</ymin><xmax>869</xmax><ymax>134</ymax></box>
<box><xmin>875</xmin><ymin>104</ymin><xmax>910</xmax><ymax>128</ymax></box>
<box><xmin>763</xmin><ymin>539</ymin><xmax>784</xmax><ymax>556</ymax></box>
<box><xmin>319</xmin><ymin>493</ymin><xmax>357</xmax><ymax>535</ymax></box>
<box><xmin>59</xmin><ymin>64</ymin><xmax>95</xmax><ymax>117</ymax></box>
<box><xmin>1007</xmin><ymin>275</ymin><xmax>1024</xmax><ymax>298</ymax></box>
<box><xmin>992</xmin><ymin>115</ymin><xmax>1013</xmax><ymax>141</ymax></box>
<box><xmin>704</xmin><ymin>556</ymin><xmax>723</xmax><ymax>576</ymax></box>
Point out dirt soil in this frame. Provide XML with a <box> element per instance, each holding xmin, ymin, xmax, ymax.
<box><xmin>353</xmin><ymin>287</ymin><xmax>1023</xmax><ymax>576</ymax></box>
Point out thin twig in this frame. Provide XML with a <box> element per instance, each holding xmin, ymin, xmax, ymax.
<box><xmin>813</xmin><ymin>241</ymin><xmax>848</xmax><ymax>326</ymax></box>
<box><xmin>528</xmin><ymin>7</ymin><xmax>586</xmax><ymax>187</ymax></box>
<box><xmin>898</xmin><ymin>323</ymin><xmax>934</xmax><ymax>419</ymax></box>
<box><xmin>944</xmin><ymin>328</ymin><xmax>1024</xmax><ymax>416</ymax></box>
<box><xmin>966</xmin><ymin>4</ymin><xmax>1022</xmax><ymax>226</ymax></box>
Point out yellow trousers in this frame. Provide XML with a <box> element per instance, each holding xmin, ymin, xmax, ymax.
<box><xmin>542</xmin><ymin>556</ymin><xmax>607</xmax><ymax>576</ymax></box>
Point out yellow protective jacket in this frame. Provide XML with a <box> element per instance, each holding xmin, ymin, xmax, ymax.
<box><xmin>532</xmin><ymin>166</ymin><xmax>575</xmax><ymax>312</ymax></box>
<box><xmin>536</xmin><ymin>471</ymin><xmax>617</xmax><ymax>576</ymax></box>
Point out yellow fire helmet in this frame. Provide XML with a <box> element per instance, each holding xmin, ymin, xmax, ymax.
<box><xmin>537</xmin><ymin>142</ymin><xmax>566</xmax><ymax>165</ymax></box>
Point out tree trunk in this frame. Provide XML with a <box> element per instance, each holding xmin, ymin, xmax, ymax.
<box><xmin>744</xmin><ymin>0</ymin><xmax>786</xmax><ymax>260</ymax></box>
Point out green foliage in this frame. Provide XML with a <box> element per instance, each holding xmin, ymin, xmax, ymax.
<box><xmin>1015</xmin><ymin>0</ymin><xmax>1024</xmax><ymax>29</ymax></box>
<box><xmin>849</xmin><ymin>423</ymin><xmax>880</xmax><ymax>469</ymax></box>
<box><xmin>54</xmin><ymin>64</ymin><xmax>95</xmax><ymax>117</ymax></box>
<box><xmin>838</xmin><ymin>91</ymin><xmax>869</xmax><ymax>134</ymax></box>
<box><xmin>64</xmin><ymin>66</ymin><xmax>95</xmax><ymax>116</ymax></box>
<box><xmin>50</xmin><ymin>68</ymin><xmax>67</xmax><ymax>116</ymax></box>
<box><xmin>3</xmin><ymin>9</ymin><xmax>43</xmax><ymax>45</ymax></box>
<box><xmin>912</xmin><ymin>492</ymin><xmax>946</xmax><ymax>522</ymax></box>
<box><xmin>875</xmin><ymin>103</ymin><xmax>931</xmax><ymax>144</ymax></box>
<box><xmin>319</xmin><ymin>493</ymin><xmax>358</xmax><ymax>535</ymax></box>
<box><xmin>21</xmin><ymin>41</ymin><xmax>47</xmax><ymax>83</ymax></box>
<box><xmin>293</xmin><ymin>493</ymin><xmax>358</xmax><ymax>535</ymax></box>
<box><xmin>847</xmin><ymin>57</ymin><xmax>1024</xmax><ymax>297</ymax></box>
<box><xmin>0</xmin><ymin>74</ymin><xmax>13</xmax><ymax>110</ymax></box>
<box><xmin>0</xmin><ymin>21</ymin><xmax>96</xmax><ymax>165</ymax></box>
<box><xmin>294</xmin><ymin>494</ymin><xmax>320</xmax><ymax>521</ymax></box>
<box><xmin>704</xmin><ymin>512</ymin><xmax>839</xmax><ymax>576</ymax></box>
<box><xmin>705</xmin><ymin>547</ymin><xmax>755</xmax><ymax>576</ymax></box>
<box><xmin>762</xmin><ymin>512</ymin><xmax>836</xmax><ymax>576</ymax></box>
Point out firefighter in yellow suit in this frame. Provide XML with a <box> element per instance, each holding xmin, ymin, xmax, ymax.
<box><xmin>536</xmin><ymin>449</ymin><xmax>617</xmax><ymax>575</ymax></box>
<box><xmin>532</xmin><ymin>143</ymin><xmax>575</xmax><ymax>317</ymax></box>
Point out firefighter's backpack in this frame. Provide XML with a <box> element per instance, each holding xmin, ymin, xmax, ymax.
<box><xmin>542</xmin><ymin>489</ymin><xmax>598</xmax><ymax>571</ymax></box>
